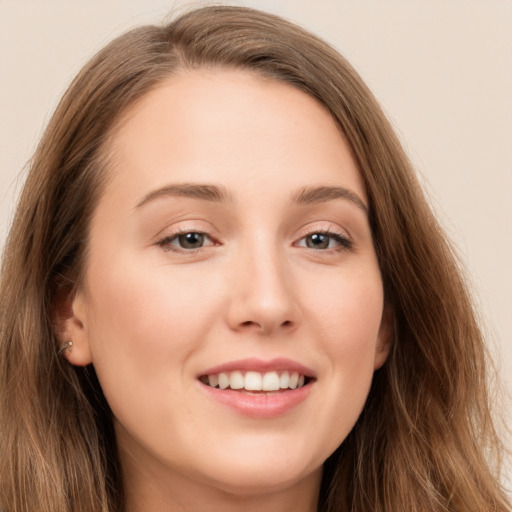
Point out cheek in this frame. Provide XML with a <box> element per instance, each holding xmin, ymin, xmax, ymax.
<box><xmin>88</xmin><ymin>249</ymin><xmax>217</xmax><ymax>332</ymax></box>
<box><xmin>300</xmin><ymin>265</ymin><xmax>384</xmax><ymax>430</ymax></box>
<box><xmin>83</xmin><ymin>252</ymin><xmax>223</xmax><ymax>395</ymax></box>
<box><xmin>81</xmin><ymin>254</ymin><xmax>230</xmax><ymax>451</ymax></box>
<box><xmin>304</xmin><ymin>263</ymin><xmax>384</xmax><ymax>353</ymax></box>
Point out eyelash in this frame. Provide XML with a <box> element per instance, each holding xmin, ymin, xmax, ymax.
<box><xmin>156</xmin><ymin>229</ymin><xmax>217</xmax><ymax>253</ymax></box>
<box><xmin>156</xmin><ymin>229</ymin><xmax>353</xmax><ymax>253</ymax></box>
<box><xmin>295</xmin><ymin>230</ymin><xmax>353</xmax><ymax>252</ymax></box>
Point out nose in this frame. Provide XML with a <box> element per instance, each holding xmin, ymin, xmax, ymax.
<box><xmin>225</xmin><ymin>242</ymin><xmax>301</xmax><ymax>335</ymax></box>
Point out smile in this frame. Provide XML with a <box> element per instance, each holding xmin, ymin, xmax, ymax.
<box><xmin>197</xmin><ymin>358</ymin><xmax>315</xmax><ymax>418</ymax></box>
<box><xmin>199</xmin><ymin>370</ymin><xmax>308</xmax><ymax>391</ymax></box>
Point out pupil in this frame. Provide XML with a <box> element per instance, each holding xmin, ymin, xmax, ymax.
<box><xmin>307</xmin><ymin>233</ymin><xmax>329</xmax><ymax>249</ymax></box>
<box><xmin>179</xmin><ymin>232</ymin><xmax>203</xmax><ymax>248</ymax></box>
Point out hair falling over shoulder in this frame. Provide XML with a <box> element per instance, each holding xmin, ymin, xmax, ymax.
<box><xmin>0</xmin><ymin>5</ymin><xmax>510</xmax><ymax>512</ymax></box>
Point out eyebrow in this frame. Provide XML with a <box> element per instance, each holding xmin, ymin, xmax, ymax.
<box><xmin>135</xmin><ymin>183</ymin><xmax>231</xmax><ymax>208</ymax></box>
<box><xmin>292</xmin><ymin>186</ymin><xmax>368</xmax><ymax>213</ymax></box>
<box><xmin>135</xmin><ymin>182</ymin><xmax>367</xmax><ymax>213</ymax></box>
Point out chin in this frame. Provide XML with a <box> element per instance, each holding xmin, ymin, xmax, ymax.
<box><xmin>183</xmin><ymin>441</ymin><xmax>324</xmax><ymax>497</ymax></box>
<box><xmin>198</xmin><ymin>461</ymin><xmax>321</xmax><ymax>497</ymax></box>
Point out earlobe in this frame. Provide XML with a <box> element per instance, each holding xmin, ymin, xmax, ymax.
<box><xmin>374</xmin><ymin>305</ymin><xmax>394</xmax><ymax>370</ymax></box>
<box><xmin>54</xmin><ymin>287</ymin><xmax>93</xmax><ymax>366</ymax></box>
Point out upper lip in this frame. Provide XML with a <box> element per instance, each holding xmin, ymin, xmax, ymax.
<box><xmin>198</xmin><ymin>357</ymin><xmax>316</xmax><ymax>378</ymax></box>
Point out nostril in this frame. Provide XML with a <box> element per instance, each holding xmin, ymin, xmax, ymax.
<box><xmin>237</xmin><ymin>319</ymin><xmax>293</xmax><ymax>332</ymax></box>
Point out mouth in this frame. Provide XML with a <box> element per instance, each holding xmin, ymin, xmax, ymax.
<box><xmin>197</xmin><ymin>358</ymin><xmax>315</xmax><ymax>418</ymax></box>
<box><xmin>198</xmin><ymin>370</ymin><xmax>312</xmax><ymax>392</ymax></box>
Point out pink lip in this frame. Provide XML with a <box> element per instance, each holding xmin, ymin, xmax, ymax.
<box><xmin>199</xmin><ymin>357</ymin><xmax>316</xmax><ymax>378</ymax></box>
<box><xmin>197</xmin><ymin>358</ymin><xmax>315</xmax><ymax>419</ymax></box>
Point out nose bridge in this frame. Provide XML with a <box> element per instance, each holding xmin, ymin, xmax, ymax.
<box><xmin>227</xmin><ymin>230</ymin><xmax>299</xmax><ymax>334</ymax></box>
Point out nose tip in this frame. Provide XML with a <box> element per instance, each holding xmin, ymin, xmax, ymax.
<box><xmin>226</xmin><ymin>253</ymin><xmax>300</xmax><ymax>336</ymax></box>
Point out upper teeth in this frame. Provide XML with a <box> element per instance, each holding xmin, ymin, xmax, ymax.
<box><xmin>204</xmin><ymin>371</ymin><xmax>306</xmax><ymax>391</ymax></box>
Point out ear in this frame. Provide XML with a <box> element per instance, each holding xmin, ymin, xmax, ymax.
<box><xmin>54</xmin><ymin>286</ymin><xmax>93</xmax><ymax>366</ymax></box>
<box><xmin>374</xmin><ymin>304</ymin><xmax>394</xmax><ymax>370</ymax></box>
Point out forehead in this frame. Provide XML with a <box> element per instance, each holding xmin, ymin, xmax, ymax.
<box><xmin>102</xmin><ymin>68</ymin><xmax>365</xmax><ymax>206</ymax></box>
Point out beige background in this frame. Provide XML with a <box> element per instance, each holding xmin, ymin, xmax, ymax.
<box><xmin>1</xmin><ymin>0</ymin><xmax>511</xmax><ymax>478</ymax></box>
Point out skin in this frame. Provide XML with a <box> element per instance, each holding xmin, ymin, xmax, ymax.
<box><xmin>61</xmin><ymin>69</ymin><xmax>391</xmax><ymax>512</ymax></box>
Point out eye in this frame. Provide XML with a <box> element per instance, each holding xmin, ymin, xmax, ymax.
<box><xmin>157</xmin><ymin>231</ymin><xmax>214</xmax><ymax>252</ymax></box>
<box><xmin>176</xmin><ymin>232</ymin><xmax>206</xmax><ymax>249</ymax></box>
<box><xmin>297</xmin><ymin>231</ymin><xmax>352</xmax><ymax>251</ymax></box>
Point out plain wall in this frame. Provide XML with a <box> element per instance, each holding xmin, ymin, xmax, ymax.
<box><xmin>1</xmin><ymin>0</ymin><xmax>511</xmax><ymax>475</ymax></box>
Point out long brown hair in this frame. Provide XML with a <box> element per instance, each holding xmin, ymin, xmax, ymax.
<box><xmin>0</xmin><ymin>6</ymin><xmax>509</xmax><ymax>512</ymax></box>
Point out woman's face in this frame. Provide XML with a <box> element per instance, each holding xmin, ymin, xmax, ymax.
<box><xmin>64</xmin><ymin>70</ymin><xmax>390</xmax><ymax>501</ymax></box>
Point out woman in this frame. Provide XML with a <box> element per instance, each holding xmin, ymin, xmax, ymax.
<box><xmin>0</xmin><ymin>5</ymin><xmax>509</xmax><ymax>512</ymax></box>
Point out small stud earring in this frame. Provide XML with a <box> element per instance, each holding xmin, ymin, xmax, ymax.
<box><xmin>58</xmin><ymin>341</ymin><xmax>73</xmax><ymax>355</ymax></box>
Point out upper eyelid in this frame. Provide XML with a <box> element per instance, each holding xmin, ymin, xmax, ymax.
<box><xmin>155</xmin><ymin>231</ymin><xmax>217</xmax><ymax>255</ymax></box>
<box><xmin>155</xmin><ymin>228</ymin><xmax>351</xmax><ymax>250</ymax></box>
<box><xmin>294</xmin><ymin>221</ymin><xmax>352</xmax><ymax>240</ymax></box>
<box><xmin>153</xmin><ymin>221</ymin><xmax>219</xmax><ymax>242</ymax></box>
<box><xmin>152</xmin><ymin>219</ymin><xmax>353</xmax><ymax>245</ymax></box>
<box><xmin>157</xmin><ymin>229</ymin><xmax>216</xmax><ymax>244</ymax></box>
<box><xmin>295</xmin><ymin>230</ymin><xmax>353</xmax><ymax>249</ymax></box>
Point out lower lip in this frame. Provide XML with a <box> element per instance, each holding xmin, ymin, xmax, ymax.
<box><xmin>199</xmin><ymin>382</ymin><xmax>313</xmax><ymax>419</ymax></box>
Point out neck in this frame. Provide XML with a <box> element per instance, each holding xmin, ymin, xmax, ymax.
<box><xmin>124</xmin><ymin>477</ymin><xmax>321</xmax><ymax>512</ymax></box>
